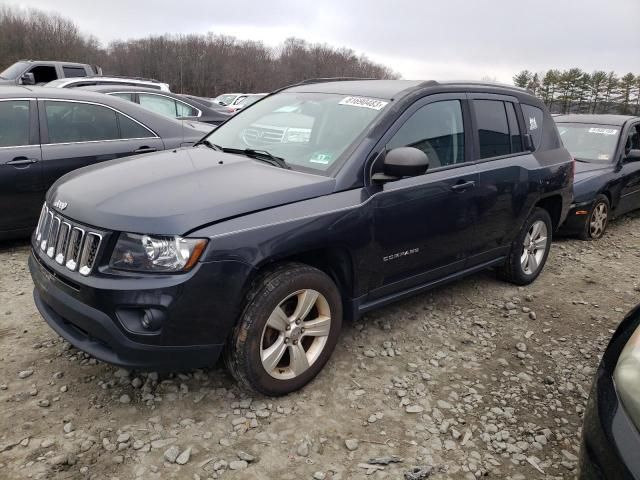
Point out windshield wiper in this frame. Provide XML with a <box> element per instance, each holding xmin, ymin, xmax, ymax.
<box><xmin>573</xmin><ymin>157</ymin><xmax>590</xmax><ymax>163</ymax></box>
<box><xmin>222</xmin><ymin>147</ymin><xmax>290</xmax><ymax>169</ymax></box>
<box><xmin>194</xmin><ymin>138</ymin><xmax>223</xmax><ymax>151</ymax></box>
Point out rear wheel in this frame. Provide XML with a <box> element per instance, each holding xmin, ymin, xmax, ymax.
<box><xmin>225</xmin><ymin>263</ymin><xmax>342</xmax><ymax>396</ymax></box>
<box><xmin>499</xmin><ymin>207</ymin><xmax>552</xmax><ymax>285</ymax></box>
<box><xmin>579</xmin><ymin>195</ymin><xmax>609</xmax><ymax>240</ymax></box>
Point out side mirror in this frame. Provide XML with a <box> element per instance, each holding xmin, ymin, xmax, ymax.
<box><xmin>625</xmin><ymin>149</ymin><xmax>640</xmax><ymax>162</ymax></box>
<box><xmin>20</xmin><ymin>72</ymin><xmax>35</xmax><ymax>85</ymax></box>
<box><xmin>372</xmin><ymin>147</ymin><xmax>430</xmax><ymax>183</ymax></box>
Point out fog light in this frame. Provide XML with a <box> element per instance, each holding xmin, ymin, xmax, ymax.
<box><xmin>141</xmin><ymin>309</ymin><xmax>163</xmax><ymax>331</ymax></box>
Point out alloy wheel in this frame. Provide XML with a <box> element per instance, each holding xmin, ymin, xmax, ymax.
<box><xmin>589</xmin><ymin>202</ymin><xmax>608</xmax><ymax>238</ymax></box>
<box><xmin>260</xmin><ymin>289</ymin><xmax>331</xmax><ymax>380</ymax></box>
<box><xmin>520</xmin><ymin>220</ymin><xmax>548</xmax><ymax>275</ymax></box>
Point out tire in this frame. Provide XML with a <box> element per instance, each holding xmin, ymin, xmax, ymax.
<box><xmin>578</xmin><ymin>194</ymin><xmax>610</xmax><ymax>240</ymax></box>
<box><xmin>498</xmin><ymin>207</ymin><xmax>552</xmax><ymax>286</ymax></box>
<box><xmin>225</xmin><ymin>263</ymin><xmax>342</xmax><ymax>396</ymax></box>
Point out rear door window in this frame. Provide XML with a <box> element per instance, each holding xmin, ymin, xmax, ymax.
<box><xmin>505</xmin><ymin>102</ymin><xmax>523</xmax><ymax>153</ymax></box>
<box><xmin>117</xmin><ymin>114</ymin><xmax>155</xmax><ymax>139</ymax></box>
<box><xmin>110</xmin><ymin>92</ymin><xmax>135</xmax><ymax>102</ymax></box>
<box><xmin>0</xmin><ymin>100</ymin><xmax>30</xmax><ymax>147</ymax></box>
<box><xmin>139</xmin><ymin>94</ymin><xmax>179</xmax><ymax>118</ymax></box>
<box><xmin>474</xmin><ymin>100</ymin><xmax>510</xmax><ymax>159</ymax></box>
<box><xmin>45</xmin><ymin>101</ymin><xmax>119</xmax><ymax>143</ymax></box>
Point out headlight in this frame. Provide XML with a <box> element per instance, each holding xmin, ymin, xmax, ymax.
<box><xmin>284</xmin><ymin>127</ymin><xmax>311</xmax><ymax>143</ymax></box>
<box><xmin>614</xmin><ymin>322</ymin><xmax>640</xmax><ymax>429</ymax></box>
<box><xmin>109</xmin><ymin>233</ymin><xmax>207</xmax><ymax>273</ymax></box>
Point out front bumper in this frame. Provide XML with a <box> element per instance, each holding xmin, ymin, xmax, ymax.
<box><xmin>29</xmin><ymin>250</ymin><xmax>254</xmax><ymax>370</ymax></box>
<box><xmin>558</xmin><ymin>200</ymin><xmax>593</xmax><ymax>236</ymax></box>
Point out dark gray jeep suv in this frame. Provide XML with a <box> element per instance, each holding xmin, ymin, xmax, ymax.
<box><xmin>29</xmin><ymin>79</ymin><xmax>573</xmax><ymax>395</ymax></box>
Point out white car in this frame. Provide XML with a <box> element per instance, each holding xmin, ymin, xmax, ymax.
<box><xmin>45</xmin><ymin>76</ymin><xmax>171</xmax><ymax>92</ymax></box>
<box><xmin>212</xmin><ymin>93</ymin><xmax>243</xmax><ymax>106</ymax></box>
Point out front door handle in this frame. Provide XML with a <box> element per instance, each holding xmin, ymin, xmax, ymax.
<box><xmin>134</xmin><ymin>146</ymin><xmax>157</xmax><ymax>154</ymax></box>
<box><xmin>7</xmin><ymin>157</ymin><xmax>37</xmax><ymax>167</ymax></box>
<box><xmin>451</xmin><ymin>180</ymin><xmax>476</xmax><ymax>192</ymax></box>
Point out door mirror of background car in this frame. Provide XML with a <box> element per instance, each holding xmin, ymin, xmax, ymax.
<box><xmin>625</xmin><ymin>149</ymin><xmax>640</xmax><ymax>162</ymax></box>
<box><xmin>372</xmin><ymin>147</ymin><xmax>430</xmax><ymax>183</ymax></box>
<box><xmin>20</xmin><ymin>73</ymin><xmax>35</xmax><ymax>85</ymax></box>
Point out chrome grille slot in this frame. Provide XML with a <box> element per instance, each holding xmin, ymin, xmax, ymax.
<box><xmin>55</xmin><ymin>222</ymin><xmax>71</xmax><ymax>264</ymax></box>
<box><xmin>33</xmin><ymin>203</ymin><xmax>106</xmax><ymax>276</ymax></box>
<box><xmin>35</xmin><ymin>203</ymin><xmax>47</xmax><ymax>241</ymax></box>
<box><xmin>46</xmin><ymin>216</ymin><xmax>61</xmax><ymax>258</ymax></box>
<box><xmin>65</xmin><ymin>227</ymin><xmax>85</xmax><ymax>272</ymax></box>
<box><xmin>78</xmin><ymin>233</ymin><xmax>102</xmax><ymax>276</ymax></box>
<box><xmin>40</xmin><ymin>210</ymin><xmax>54</xmax><ymax>251</ymax></box>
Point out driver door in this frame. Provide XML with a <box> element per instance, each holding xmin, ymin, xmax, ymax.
<box><xmin>367</xmin><ymin>94</ymin><xmax>479</xmax><ymax>300</ymax></box>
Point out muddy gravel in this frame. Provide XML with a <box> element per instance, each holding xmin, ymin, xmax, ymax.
<box><xmin>1</xmin><ymin>212</ymin><xmax>639</xmax><ymax>480</ymax></box>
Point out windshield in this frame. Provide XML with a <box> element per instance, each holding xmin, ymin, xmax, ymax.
<box><xmin>202</xmin><ymin>92</ymin><xmax>389</xmax><ymax>174</ymax></box>
<box><xmin>557</xmin><ymin>122</ymin><xmax>621</xmax><ymax>163</ymax></box>
<box><xmin>0</xmin><ymin>61</ymin><xmax>28</xmax><ymax>80</ymax></box>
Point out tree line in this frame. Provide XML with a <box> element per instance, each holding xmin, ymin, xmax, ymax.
<box><xmin>513</xmin><ymin>69</ymin><xmax>640</xmax><ymax>115</ymax></box>
<box><xmin>0</xmin><ymin>6</ymin><xmax>397</xmax><ymax>97</ymax></box>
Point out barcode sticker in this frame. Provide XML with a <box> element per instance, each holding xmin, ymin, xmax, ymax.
<box><xmin>338</xmin><ymin>96</ymin><xmax>388</xmax><ymax>110</ymax></box>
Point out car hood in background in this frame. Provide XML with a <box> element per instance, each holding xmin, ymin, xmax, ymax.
<box><xmin>47</xmin><ymin>147</ymin><xmax>335</xmax><ymax>235</ymax></box>
<box><xmin>573</xmin><ymin>161</ymin><xmax>614</xmax><ymax>184</ymax></box>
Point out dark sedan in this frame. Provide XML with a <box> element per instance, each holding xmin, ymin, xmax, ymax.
<box><xmin>580</xmin><ymin>304</ymin><xmax>640</xmax><ymax>479</ymax></box>
<box><xmin>556</xmin><ymin>114</ymin><xmax>640</xmax><ymax>239</ymax></box>
<box><xmin>0</xmin><ymin>86</ymin><xmax>207</xmax><ymax>240</ymax></box>
<box><xmin>80</xmin><ymin>86</ymin><xmax>232</xmax><ymax>126</ymax></box>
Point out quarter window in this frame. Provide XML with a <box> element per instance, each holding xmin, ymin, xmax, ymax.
<box><xmin>118</xmin><ymin>114</ymin><xmax>154</xmax><ymax>139</ymax></box>
<box><xmin>521</xmin><ymin>104</ymin><xmax>545</xmax><ymax>150</ymax></box>
<box><xmin>387</xmin><ymin>100</ymin><xmax>465</xmax><ymax>168</ymax></box>
<box><xmin>474</xmin><ymin>100</ymin><xmax>510</xmax><ymax>159</ymax></box>
<box><xmin>176</xmin><ymin>101</ymin><xmax>198</xmax><ymax>117</ymax></box>
<box><xmin>0</xmin><ymin>100</ymin><xmax>30</xmax><ymax>147</ymax></box>
<box><xmin>45</xmin><ymin>101</ymin><xmax>119</xmax><ymax>143</ymax></box>
<box><xmin>62</xmin><ymin>66</ymin><xmax>87</xmax><ymax>78</ymax></box>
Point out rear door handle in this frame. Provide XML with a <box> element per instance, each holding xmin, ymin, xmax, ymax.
<box><xmin>7</xmin><ymin>157</ymin><xmax>37</xmax><ymax>167</ymax></box>
<box><xmin>451</xmin><ymin>180</ymin><xmax>476</xmax><ymax>192</ymax></box>
<box><xmin>134</xmin><ymin>146</ymin><xmax>157</xmax><ymax>154</ymax></box>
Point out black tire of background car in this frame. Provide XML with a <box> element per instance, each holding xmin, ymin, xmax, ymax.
<box><xmin>579</xmin><ymin>194</ymin><xmax>610</xmax><ymax>241</ymax></box>
<box><xmin>498</xmin><ymin>207</ymin><xmax>553</xmax><ymax>286</ymax></box>
<box><xmin>224</xmin><ymin>262</ymin><xmax>343</xmax><ymax>396</ymax></box>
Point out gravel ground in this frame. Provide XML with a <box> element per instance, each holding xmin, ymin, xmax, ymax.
<box><xmin>1</xmin><ymin>211</ymin><xmax>639</xmax><ymax>480</ymax></box>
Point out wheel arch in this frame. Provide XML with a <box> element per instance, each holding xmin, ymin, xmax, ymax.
<box><xmin>534</xmin><ymin>194</ymin><xmax>563</xmax><ymax>232</ymax></box>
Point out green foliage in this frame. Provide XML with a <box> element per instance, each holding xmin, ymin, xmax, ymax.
<box><xmin>513</xmin><ymin>68</ymin><xmax>639</xmax><ymax>115</ymax></box>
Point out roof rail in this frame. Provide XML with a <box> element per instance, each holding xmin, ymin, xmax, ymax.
<box><xmin>272</xmin><ymin>77</ymin><xmax>378</xmax><ymax>94</ymax></box>
<box><xmin>89</xmin><ymin>75</ymin><xmax>164</xmax><ymax>83</ymax></box>
<box><xmin>440</xmin><ymin>80</ymin><xmax>531</xmax><ymax>93</ymax></box>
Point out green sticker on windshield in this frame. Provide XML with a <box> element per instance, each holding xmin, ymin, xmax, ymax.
<box><xmin>309</xmin><ymin>152</ymin><xmax>333</xmax><ymax>165</ymax></box>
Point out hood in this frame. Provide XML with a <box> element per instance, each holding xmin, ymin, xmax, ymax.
<box><xmin>573</xmin><ymin>161</ymin><xmax>614</xmax><ymax>184</ymax></box>
<box><xmin>47</xmin><ymin>147</ymin><xmax>336</xmax><ymax>235</ymax></box>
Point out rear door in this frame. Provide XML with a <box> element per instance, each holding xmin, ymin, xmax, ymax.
<box><xmin>466</xmin><ymin>94</ymin><xmax>533</xmax><ymax>265</ymax></box>
<box><xmin>616</xmin><ymin>122</ymin><xmax>640</xmax><ymax>214</ymax></box>
<box><xmin>0</xmin><ymin>98</ymin><xmax>44</xmax><ymax>233</ymax></box>
<box><xmin>38</xmin><ymin>99</ymin><xmax>164</xmax><ymax>190</ymax></box>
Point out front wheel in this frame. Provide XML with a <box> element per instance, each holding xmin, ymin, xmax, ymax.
<box><xmin>225</xmin><ymin>263</ymin><xmax>342</xmax><ymax>396</ymax></box>
<box><xmin>579</xmin><ymin>195</ymin><xmax>609</xmax><ymax>240</ymax></box>
<box><xmin>499</xmin><ymin>207</ymin><xmax>552</xmax><ymax>285</ymax></box>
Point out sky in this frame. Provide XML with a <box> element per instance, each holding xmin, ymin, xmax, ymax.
<box><xmin>4</xmin><ymin>0</ymin><xmax>640</xmax><ymax>83</ymax></box>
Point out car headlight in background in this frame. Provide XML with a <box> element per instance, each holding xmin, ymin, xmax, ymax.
<box><xmin>614</xmin><ymin>323</ymin><xmax>640</xmax><ymax>429</ymax></box>
<box><xmin>109</xmin><ymin>233</ymin><xmax>207</xmax><ymax>273</ymax></box>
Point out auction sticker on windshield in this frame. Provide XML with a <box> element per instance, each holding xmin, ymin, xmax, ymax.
<box><xmin>339</xmin><ymin>96</ymin><xmax>388</xmax><ymax>110</ymax></box>
<box><xmin>588</xmin><ymin>127</ymin><xmax>618</xmax><ymax>135</ymax></box>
